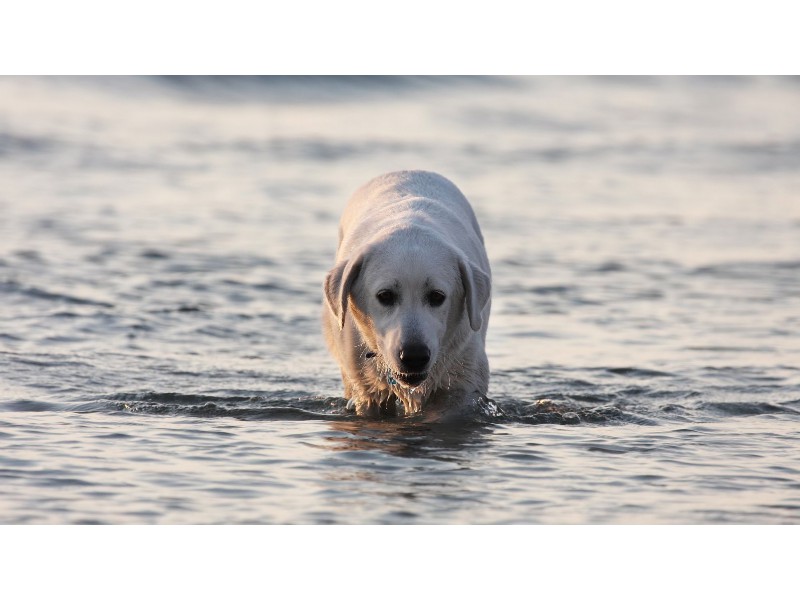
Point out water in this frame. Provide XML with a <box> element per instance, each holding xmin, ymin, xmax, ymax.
<box><xmin>1</xmin><ymin>76</ymin><xmax>799</xmax><ymax>524</ymax></box>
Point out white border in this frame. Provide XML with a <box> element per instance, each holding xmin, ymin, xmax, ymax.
<box><xmin>3</xmin><ymin>525</ymin><xmax>798</xmax><ymax>599</ymax></box>
<box><xmin>2</xmin><ymin>1</ymin><xmax>798</xmax><ymax>74</ymax></box>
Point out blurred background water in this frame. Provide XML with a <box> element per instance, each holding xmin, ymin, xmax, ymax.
<box><xmin>1</xmin><ymin>76</ymin><xmax>799</xmax><ymax>524</ymax></box>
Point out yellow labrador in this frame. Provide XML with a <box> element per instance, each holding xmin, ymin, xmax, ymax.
<box><xmin>323</xmin><ymin>171</ymin><xmax>491</xmax><ymax>417</ymax></box>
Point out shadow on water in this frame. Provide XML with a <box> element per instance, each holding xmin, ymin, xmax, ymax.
<box><xmin>323</xmin><ymin>419</ymin><xmax>496</xmax><ymax>462</ymax></box>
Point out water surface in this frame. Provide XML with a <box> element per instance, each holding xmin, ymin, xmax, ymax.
<box><xmin>1</xmin><ymin>76</ymin><xmax>799</xmax><ymax>523</ymax></box>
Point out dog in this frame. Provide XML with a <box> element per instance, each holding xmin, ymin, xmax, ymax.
<box><xmin>323</xmin><ymin>170</ymin><xmax>491</xmax><ymax>417</ymax></box>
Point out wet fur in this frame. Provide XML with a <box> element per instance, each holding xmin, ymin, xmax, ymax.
<box><xmin>323</xmin><ymin>171</ymin><xmax>491</xmax><ymax>417</ymax></box>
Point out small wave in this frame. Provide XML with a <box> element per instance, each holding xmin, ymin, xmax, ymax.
<box><xmin>145</xmin><ymin>75</ymin><xmax>517</xmax><ymax>104</ymax></box>
<box><xmin>139</xmin><ymin>249</ymin><xmax>171</xmax><ymax>260</ymax></box>
<box><xmin>70</xmin><ymin>390</ymin><xmax>643</xmax><ymax>426</ymax></box>
<box><xmin>723</xmin><ymin>139</ymin><xmax>800</xmax><ymax>172</ymax></box>
<box><xmin>180</xmin><ymin>137</ymin><xmax>431</xmax><ymax>163</ymax></box>
<box><xmin>4</xmin><ymin>353</ymin><xmax>94</xmax><ymax>369</ymax></box>
<box><xmin>61</xmin><ymin>383</ymin><xmax>800</xmax><ymax>426</ymax></box>
<box><xmin>2</xmin><ymin>399</ymin><xmax>59</xmax><ymax>412</ymax></box>
<box><xmin>148</xmin><ymin>304</ymin><xmax>206</xmax><ymax>314</ymax></box>
<box><xmin>603</xmin><ymin>367</ymin><xmax>674</xmax><ymax>378</ymax></box>
<box><xmin>527</xmin><ymin>285</ymin><xmax>574</xmax><ymax>295</ymax></box>
<box><xmin>691</xmin><ymin>260</ymin><xmax>800</xmax><ymax>280</ymax></box>
<box><xmin>77</xmin><ymin>392</ymin><xmax>350</xmax><ymax>421</ymax></box>
<box><xmin>687</xmin><ymin>345</ymin><xmax>773</xmax><ymax>353</ymax></box>
<box><xmin>0</xmin><ymin>279</ymin><xmax>114</xmax><ymax>308</ymax></box>
<box><xmin>591</xmin><ymin>261</ymin><xmax>628</xmax><ymax>273</ymax></box>
<box><xmin>35</xmin><ymin>75</ymin><xmax>514</xmax><ymax>108</ymax></box>
<box><xmin>498</xmin><ymin>398</ymin><xmax>633</xmax><ymax>425</ymax></box>
<box><xmin>0</xmin><ymin>131</ymin><xmax>58</xmax><ymax>156</ymax></box>
<box><xmin>698</xmin><ymin>401</ymin><xmax>800</xmax><ymax>416</ymax></box>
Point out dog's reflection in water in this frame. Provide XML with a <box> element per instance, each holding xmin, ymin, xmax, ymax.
<box><xmin>323</xmin><ymin>417</ymin><xmax>494</xmax><ymax>463</ymax></box>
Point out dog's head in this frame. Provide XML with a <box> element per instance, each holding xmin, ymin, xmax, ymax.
<box><xmin>324</xmin><ymin>231</ymin><xmax>490</xmax><ymax>387</ymax></box>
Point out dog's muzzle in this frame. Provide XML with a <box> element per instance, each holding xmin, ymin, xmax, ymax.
<box><xmin>391</xmin><ymin>371</ymin><xmax>428</xmax><ymax>387</ymax></box>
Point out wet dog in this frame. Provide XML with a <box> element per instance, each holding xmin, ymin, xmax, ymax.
<box><xmin>323</xmin><ymin>171</ymin><xmax>491</xmax><ymax>417</ymax></box>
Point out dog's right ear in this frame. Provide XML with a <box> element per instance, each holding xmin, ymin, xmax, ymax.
<box><xmin>324</xmin><ymin>251</ymin><xmax>366</xmax><ymax>330</ymax></box>
<box><xmin>457</xmin><ymin>253</ymin><xmax>491</xmax><ymax>332</ymax></box>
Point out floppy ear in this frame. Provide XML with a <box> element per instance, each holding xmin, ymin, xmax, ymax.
<box><xmin>457</xmin><ymin>254</ymin><xmax>491</xmax><ymax>332</ymax></box>
<box><xmin>324</xmin><ymin>252</ymin><xmax>366</xmax><ymax>330</ymax></box>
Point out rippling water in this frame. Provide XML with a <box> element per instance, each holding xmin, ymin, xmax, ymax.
<box><xmin>1</xmin><ymin>76</ymin><xmax>799</xmax><ymax>523</ymax></box>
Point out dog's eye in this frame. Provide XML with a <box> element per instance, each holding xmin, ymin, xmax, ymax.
<box><xmin>376</xmin><ymin>290</ymin><xmax>397</xmax><ymax>306</ymax></box>
<box><xmin>427</xmin><ymin>290</ymin><xmax>446</xmax><ymax>307</ymax></box>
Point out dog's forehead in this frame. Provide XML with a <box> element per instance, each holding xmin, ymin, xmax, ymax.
<box><xmin>368</xmin><ymin>239</ymin><xmax>456</xmax><ymax>287</ymax></box>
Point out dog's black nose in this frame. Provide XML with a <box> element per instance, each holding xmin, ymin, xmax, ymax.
<box><xmin>399</xmin><ymin>343</ymin><xmax>430</xmax><ymax>372</ymax></box>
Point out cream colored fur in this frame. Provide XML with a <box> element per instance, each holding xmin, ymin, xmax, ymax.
<box><xmin>323</xmin><ymin>170</ymin><xmax>491</xmax><ymax>417</ymax></box>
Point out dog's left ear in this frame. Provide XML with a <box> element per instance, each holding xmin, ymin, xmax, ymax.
<box><xmin>324</xmin><ymin>251</ymin><xmax>367</xmax><ymax>330</ymax></box>
<box><xmin>457</xmin><ymin>254</ymin><xmax>491</xmax><ymax>332</ymax></box>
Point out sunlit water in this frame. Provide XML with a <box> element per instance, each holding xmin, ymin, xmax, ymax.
<box><xmin>1</xmin><ymin>76</ymin><xmax>799</xmax><ymax>524</ymax></box>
